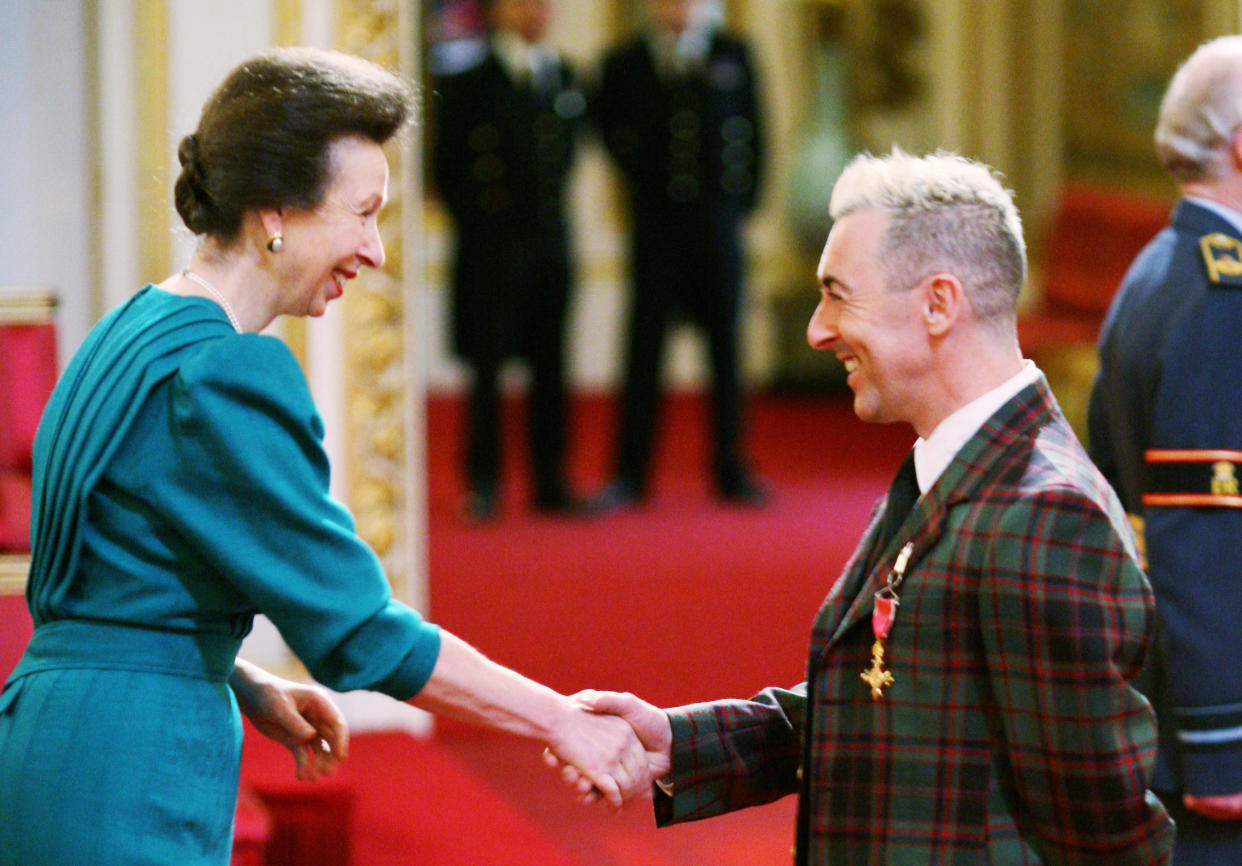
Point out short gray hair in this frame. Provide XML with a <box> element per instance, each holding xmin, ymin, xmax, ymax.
<box><xmin>1154</xmin><ymin>35</ymin><xmax>1242</xmax><ymax>184</ymax></box>
<box><xmin>829</xmin><ymin>148</ymin><xmax>1026</xmax><ymax>333</ymax></box>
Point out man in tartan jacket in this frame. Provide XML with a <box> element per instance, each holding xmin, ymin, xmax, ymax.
<box><xmin>577</xmin><ymin>150</ymin><xmax>1174</xmax><ymax>863</ymax></box>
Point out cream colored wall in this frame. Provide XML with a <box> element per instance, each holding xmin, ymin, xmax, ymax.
<box><xmin>0</xmin><ymin>1</ymin><xmax>92</xmax><ymax>361</ymax></box>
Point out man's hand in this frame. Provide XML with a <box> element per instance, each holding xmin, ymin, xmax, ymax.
<box><xmin>545</xmin><ymin>689</ymin><xmax>673</xmax><ymax>805</ymax></box>
<box><xmin>542</xmin><ymin>701</ymin><xmax>653</xmax><ymax>810</ymax></box>
<box><xmin>230</xmin><ymin>659</ymin><xmax>349</xmax><ymax>781</ymax></box>
<box><xmin>1184</xmin><ymin>792</ymin><xmax>1242</xmax><ymax>821</ymax></box>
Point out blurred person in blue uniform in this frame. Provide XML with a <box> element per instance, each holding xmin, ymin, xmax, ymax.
<box><xmin>1089</xmin><ymin>34</ymin><xmax>1242</xmax><ymax>865</ymax></box>
<box><xmin>433</xmin><ymin>0</ymin><xmax>588</xmax><ymax>523</ymax></box>
<box><xmin>590</xmin><ymin>0</ymin><xmax>767</xmax><ymax>511</ymax></box>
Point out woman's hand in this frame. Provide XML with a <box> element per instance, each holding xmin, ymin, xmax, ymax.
<box><xmin>230</xmin><ymin>658</ymin><xmax>349</xmax><ymax>781</ymax></box>
<box><xmin>544</xmin><ymin>689</ymin><xmax>673</xmax><ymax>806</ymax></box>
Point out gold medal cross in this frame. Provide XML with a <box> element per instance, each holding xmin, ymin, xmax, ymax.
<box><xmin>861</xmin><ymin>638</ymin><xmax>894</xmax><ymax>700</ymax></box>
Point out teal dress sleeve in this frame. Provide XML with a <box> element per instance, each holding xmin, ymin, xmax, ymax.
<box><xmin>155</xmin><ymin>333</ymin><xmax>439</xmax><ymax>698</ymax></box>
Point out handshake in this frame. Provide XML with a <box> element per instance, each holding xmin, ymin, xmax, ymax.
<box><xmin>541</xmin><ymin>689</ymin><xmax>673</xmax><ymax>810</ymax></box>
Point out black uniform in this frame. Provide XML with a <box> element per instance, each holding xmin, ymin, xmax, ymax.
<box><xmin>432</xmin><ymin>48</ymin><xmax>585</xmax><ymax>511</ymax></box>
<box><xmin>594</xmin><ymin>29</ymin><xmax>764</xmax><ymax>500</ymax></box>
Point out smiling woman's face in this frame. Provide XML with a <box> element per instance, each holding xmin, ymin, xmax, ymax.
<box><xmin>278</xmin><ymin>135</ymin><xmax>390</xmax><ymax>318</ymax></box>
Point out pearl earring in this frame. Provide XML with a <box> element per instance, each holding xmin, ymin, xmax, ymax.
<box><xmin>266</xmin><ymin>232</ymin><xmax>283</xmax><ymax>253</ymax></box>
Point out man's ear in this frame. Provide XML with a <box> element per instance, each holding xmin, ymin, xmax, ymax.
<box><xmin>922</xmin><ymin>273</ymin><xmax>963</xmax><ymax>337</ymax></box>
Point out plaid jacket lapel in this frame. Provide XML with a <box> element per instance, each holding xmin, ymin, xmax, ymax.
<box><xmin>813</xmin><ymin>376</ymin><xmax>1060</xmax><ymax>656</ymax></box>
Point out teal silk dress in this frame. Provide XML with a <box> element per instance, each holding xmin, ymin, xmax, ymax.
<box><xmin>0</xmin><ymin>287</ymin><xmax>441</xmax><ymax>864</ymax></box>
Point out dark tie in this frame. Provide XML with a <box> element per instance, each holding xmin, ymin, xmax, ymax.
<box><xmin>877</xmin><ymin>450</ymin><xmax>919</xmax><ymax>549</ymax></box>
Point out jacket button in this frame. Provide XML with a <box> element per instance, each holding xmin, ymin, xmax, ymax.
<box><xmin>796</xmin><ymin>766</ymin><xmax>803</xmax><ymax>781</ymax></box>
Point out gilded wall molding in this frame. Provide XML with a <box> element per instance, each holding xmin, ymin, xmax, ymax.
<box><xmin>136</xmin><ymin>0</ymin><xmax>169</xmax><ymax>284</ymax></box>
<box><xmin>273</xmin><ymin>0</ymin><xmax>309</xmax><ymax>371</ymax></box>
<box><xmin>0</xmin><ymin>555</ymin><xmax>29</xmax><ymax>596</ymax></box>
<box><xmin>334</xmin><ymin>0</ymin><xmax>421</xmax><ymax>600</ymax></box>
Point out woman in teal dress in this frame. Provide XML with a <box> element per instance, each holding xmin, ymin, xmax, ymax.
<box><xmin>0</xmin><ymin>47</ymin><xmax>652</xmax><ymax>865</ymax></box>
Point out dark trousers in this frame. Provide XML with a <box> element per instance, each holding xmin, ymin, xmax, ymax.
<box><xmin>465</xmin><ymin>332</ymin><xmax>568</xmax><ymax>499</ymax></box>
<box><xmin>455</xmin><ymin>227</ymin><xmax>572</xmax><ymax>499</ymax></box>
<box><xmin>614</xmin><ymin>211</ymin><xmax>748</xmax><ymax>492</ymax></box>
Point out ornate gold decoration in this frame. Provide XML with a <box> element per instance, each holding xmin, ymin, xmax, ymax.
<box><xmin>0</xmin><ymin>289</ymin><xmax>58</xmax><ymax>325</ymax></box>
<box><xmin>1211</xmin><ymin>461</ymin><xmax>1239</xmax><ymax>497</ymax></box>
<box><xmin>336</xmin><ymin>0</ymin><xmax>418</xmax><ymax>598</ymax></box>
<box><xmin>0</xmin><ymin>554</ymin><xmax>29</xmax><ymax>596</ymax></box>
<box><xmin>272</xmin><ymin>0</ymin><xmax>308</xmax><ymax>371</ymax></box>
<box><xmin>1128</xmin><ymin>513</ymin><xmax>1147</xmax><ymax>571</ymax></box>
<box><xmin>136</xmin><ymin>0</ymin><xmax>169</xmax><ymax>283</ymax></box>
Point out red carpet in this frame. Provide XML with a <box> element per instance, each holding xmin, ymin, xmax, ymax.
<box><xmin>426</xmin><ymin>389</ymin><xmax>913</xmax><ymax>707</ymax></box>
<box><xmin>242</xmin><ymin>388</ymin><xmax>913</xmax><ymax>864</ymax></box>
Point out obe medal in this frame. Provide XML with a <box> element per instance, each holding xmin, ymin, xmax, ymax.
<box><xmin>861</xmin><ymin>542</ymin><xmax>912</xmax><ymax>700</ymax></box>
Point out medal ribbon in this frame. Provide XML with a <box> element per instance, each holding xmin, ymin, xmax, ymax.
<box><xmin>861</xmin><ymin>542</ymin><xmax>913</xmax><ymax>700</ymax></box>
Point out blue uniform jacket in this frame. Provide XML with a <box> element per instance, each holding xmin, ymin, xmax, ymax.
<box><xmin>1089</xmin><ymin>198</ymin><xmax>1242</xmax><ymax>798</ymax></box>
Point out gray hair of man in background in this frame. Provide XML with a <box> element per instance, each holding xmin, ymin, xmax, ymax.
<box><xmin>1155</xmin><ymin>34</ymin><xmax>1242</xmax><ymax>184</ymax></box>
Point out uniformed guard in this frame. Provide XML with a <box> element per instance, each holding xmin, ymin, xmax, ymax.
<box><xmin>590</xmin><ymin>0</ymin><xmax>768</xmax><ymax>512</ymax></box>
<box><xmin>1089</xmin><ymin>35</ymin><xmax>1242</xmax><ymax>864</ymax></box>
<box><xmin>432</xmin><ymin>0</ymin><xmax>587</xmax><ymax>522</ymax></box>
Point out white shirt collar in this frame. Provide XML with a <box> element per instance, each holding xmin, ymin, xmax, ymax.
<box><xmin>911</xmin><ymin>360</ymin><xmax>1041</xmax><ymax>493</ymax></box>
<box><xmin>493</xmin><ymin>31</ymin><xmax>550</xmax><ymax>81</ymax></box>
<box><xmin>647</xmin><ymin>24</ymin><xmax>711</xmax><ymax>74</ymax></box>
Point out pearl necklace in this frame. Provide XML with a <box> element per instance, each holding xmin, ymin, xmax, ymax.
<box><xmin>182</xmin><ymin>268</ymin><xmax>243</xmax><ymax>334</ymax></box>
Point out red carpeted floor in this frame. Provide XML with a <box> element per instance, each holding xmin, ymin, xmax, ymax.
<box><xmin>242</xmin><ymin>387</ymin><xmax>914</xmax><ymax>864</ymax></box>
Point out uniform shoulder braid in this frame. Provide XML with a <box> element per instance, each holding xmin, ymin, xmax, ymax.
<box><xmin>1199</xmin><ymin>232</ymin><xmax>1242</xmax><ymax>287</ymax></box>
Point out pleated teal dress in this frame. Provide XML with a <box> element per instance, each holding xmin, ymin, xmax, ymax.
<box><xmin>0</xmin><ymin>287</ymin><xmax>440</xmax><ymax>864</ymax></box>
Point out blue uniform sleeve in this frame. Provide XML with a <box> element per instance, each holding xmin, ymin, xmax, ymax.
<box><xmin>159</xmin><ymin>334</ymin><xmax>440</xmax><ymax>699</ymax></box>
<box><xmin>1148</xmin><ymin>287</ymin><xmax>1242</xmax><ymax>795</ymax></box>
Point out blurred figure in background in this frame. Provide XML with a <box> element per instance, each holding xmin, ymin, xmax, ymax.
<box><xmin>1089</xmin><ymin>34</ymin><xmax>1242</xmax><ymax>865</ymax></box>
<box><xmin>433</xmin><ymin>0</ymin><xmax>587</xmax><ymax>523</ymax></box>
<box><xmin>591</xmin><ymin>0</ymin><xmax>767</xmax><ymax>512</ymax></box>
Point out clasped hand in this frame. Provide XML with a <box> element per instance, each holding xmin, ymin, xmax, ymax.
<box><xmin>543</xmin><ymin>689</ymin><xmax>673</xmax><ymax>810</ymax></box>
<box><xmin>231</xmin><ymin>659</ymin><xmax>349</xmax><ymax>782</ymax></box>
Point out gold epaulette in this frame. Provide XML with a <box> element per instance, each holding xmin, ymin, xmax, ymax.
<box><xmin>1127</xmin><ymin>514</ymin><xmax>1147</xmax><ymax>571</ymax></box>
<box><xmin>1199</xmin><ymin>233</ymin><xmax>1242</xmax><ymax>285</ymax></box>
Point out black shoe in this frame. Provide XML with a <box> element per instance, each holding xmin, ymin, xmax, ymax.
<box><xmin>587</xmin><ymin>478</ymin><xmax>642</xmax><ymax>516</ymax></box>
<box><xmin>461</xmin><ymin>489</ymin><xmax>499</xmax><ymax>524</ymax></box>
<box><xmin>717</xmin><ymin>472</ymin><xmax>771</xmax><ymax>506</ymax></box>
<box><xmin>534</xmin><ymin>482</ymin><xmax>587</xmax><ymax>516</ymax></box>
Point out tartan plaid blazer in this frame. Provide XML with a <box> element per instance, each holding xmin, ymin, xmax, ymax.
<box><xmin>656</xmin><ymin>377</ymin><xmax>1175</xmax><ymax>864</ymax></box>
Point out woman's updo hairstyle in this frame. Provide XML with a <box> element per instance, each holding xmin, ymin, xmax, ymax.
<box><xmin>174</xmin><ymin>47</ymin><xmax>412</xmax><ymax>241</ymax></box>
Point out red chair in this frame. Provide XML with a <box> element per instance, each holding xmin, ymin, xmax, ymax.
<box><xmin>0</xmin><ymin>289</ymin><xmax>59</xmax><ymax>554</ymax></box>
<box><xmin>231</xmin><ymin>787</ymin><xmax>274</xmax><ymax>866</ymax></box>
<box><xmin>0</xmin><ymin>289</ymin><xmax>56</xmax><ymax>681</ymax></box>
<box><xmin>1016</xmin><ymin>185</ymin><xmax>1172</xmax><ymax>439</ymax></box>
<box><xmin>248</xmin><ymin>781</ymin><xmax>355</xmax><ymax>866</ymax></box>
